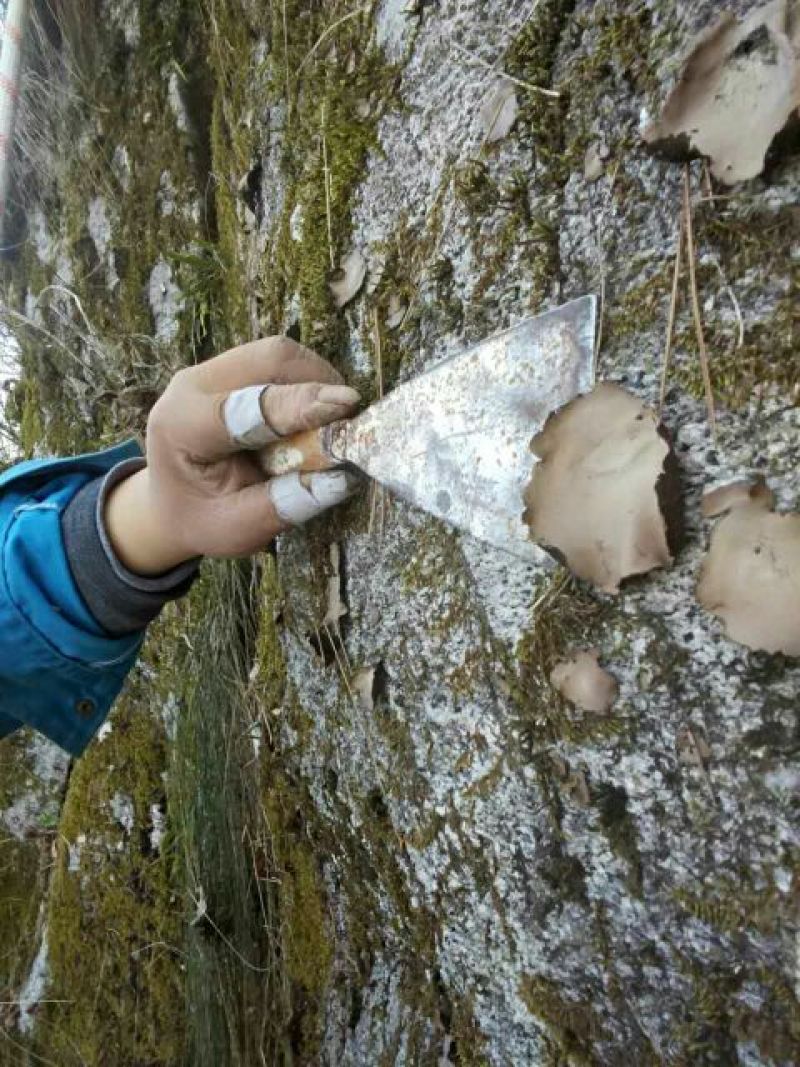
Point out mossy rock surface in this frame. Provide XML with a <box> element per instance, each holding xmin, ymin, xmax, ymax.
<box><xmin>1</xmin><ymin>0</ymin><xmax>799</xmax><ymax>1064</ymax></box>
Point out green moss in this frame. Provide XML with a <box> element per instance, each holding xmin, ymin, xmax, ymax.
<box><xmin>666</xmin><ymin>954</ymin><xmax>800</xmax><ymax>1066</ymax></box>
<box><xmin>454</xmin><ymin>160</ymin><xmax>498</xmax><ymax>217</ymax></box>
<box><xmin>17</xmin><ymin>377</ymin><xmax>44</xmax><ymax>457</ymax></box>
<box><xmin>464</xmin><ymin>758</ymin><xmax>505</xmax><ymax>800</ymax></box>
<box><xmin>505</xmin><ymin>0</ymin><xmax>576</xmax><ymax>188</ymax></box>
<box><xmin>669</xmin><ymin>202</ymin><xmax>798</xmax><ymax>409</ymax></box>
<box><xmin>34</xmin><ymin>678</ymin><xmax>184</xmax><ymax>1065</ymax></box>
<box><xmin>263</xmin><ymin>770</ymin><xmax>333</xmax><ymax>1004</ymax></box>
<box><xmin>594</xmin><ymin>782</ymin><xmax>643</xmax><ymax>897</ymax></box>
<box><xmin>251</xmin><ymin>559</ymin><xmax>334</xmax><ymax>1059</ymax></box>
<box><xmin>673</xmin><ymin>872</ymin><xmax>784</xmax><ymax>937</ymax></box>
<box><xmin>606</xmin><ymin>261</ymin><xmax>673</xmax><ymax>348</ymax></box>
<box><xmin>518</xmin><ymin>975</ymin><xmax>600</xmax><ymax>1067</ymax></box>
<box><xmin>450</xmin><ymin>993</ymin><xmax>490</xmax><ymax>1067</ymax></box>
<box><xmin>238</xmin><ymin>4</ymin><xmax>396</xmax><ymax>364</ymax></box>
<box><xmin>510</xmin><ymin>572</ymin><xmax>627</xmax><ymax>749</ymax></box>
<box><xmin>0</xmin><ymin>818</ymin><xmax>42</xmax><ymax>999</ymax></box>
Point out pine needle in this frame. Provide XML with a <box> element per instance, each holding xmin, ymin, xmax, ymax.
<box><xmin>682</xmin><ymin>163</ymin><xmax>717</xmax><ymax>436</ymax></box>
<box><xmin>320</xmin><ymin>103</ymin><xmax>335</xmax><ymax>270</ymax></box>
<box><xmin>658</xmin><ymin>210</ymin><xmax>685</xmax><ymax>415</ymax></box>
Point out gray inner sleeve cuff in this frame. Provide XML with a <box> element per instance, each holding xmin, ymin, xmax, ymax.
<box><xmin>61</xmin><ymin>459</ymin><xmax>200</xmax><ymax>637</ymax></box>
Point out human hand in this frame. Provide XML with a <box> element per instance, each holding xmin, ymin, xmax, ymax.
<box><xmin>104</xmin><ymin>337</ymin><xmax>361</xmax><ymax>575</ymax></box>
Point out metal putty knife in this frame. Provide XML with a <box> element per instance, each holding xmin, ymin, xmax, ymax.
<box><xmin>259</xmin><ymin>295</ymin><xmax>597</xmax><ymax>561</ymax></box>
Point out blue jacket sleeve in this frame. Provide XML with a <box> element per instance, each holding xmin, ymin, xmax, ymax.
<box><xmin>0</xmin><ymin>441</ymin><xmax>148</xmax><ymax>756</ymax></box>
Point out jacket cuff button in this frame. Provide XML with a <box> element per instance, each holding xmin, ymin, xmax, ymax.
<box><xmin>75</xmin><ymin>699</ymin><xmax>96</xmax><ymax>718</ymax></box>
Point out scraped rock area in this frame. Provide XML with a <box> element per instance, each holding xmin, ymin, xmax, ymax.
<box><xmin>2</xmin><ymin>0</ymin><xmax>797</xmax><ymax>1064</ymax></box>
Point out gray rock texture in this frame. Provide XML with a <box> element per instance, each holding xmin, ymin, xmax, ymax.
<box><xmin>247</xmin><ymin>1</ymin><xmax>800</xmax><ymax>1063</ymax></box>
<box><xmin>3</xmin><ymin>1</ymin><xmax>797</xmax><ymax>1063</ymax></box>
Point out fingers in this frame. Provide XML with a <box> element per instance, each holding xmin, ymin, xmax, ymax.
<box><xmin>269</xmin><ymin>470</ymin><xmax>362</xmax><ymax>525</ymax></box>
<box><xmin>151</xmin><ymin>337</ymin><xmax>356</xmax><ymax>461</ymax></box>
<box><xmin>190</xmin><ymin>336</ymin><xmax>344</xmax><ymax>394</ymax></box>
<box><xmin>224</xmin><ymin>382</ymin><xmax>360</xmax><ymax>449</ymax></box>
<box><xmin>203</xmin><ymin>470</ymin><xmax>362</xmax><ymax>556</ymax></box>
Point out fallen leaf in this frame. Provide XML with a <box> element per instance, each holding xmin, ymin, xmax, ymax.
<box><xmin>353</xmin><ymin>667</ymin><xmax>376</xmax><ymax>711</ymax></box>
<box><xmin>329</xmin><ymin>248</ymin><xmax>366</xmax><ymax>308</ymax></box>
<box><xmin>643</xmin><ymin>0</ymin><xmax>800</xmax><ymax>184</ymax></box>
<box><xmin>583</xmin><ymin>142</ymin><xmax>608</xmax><ymax>182</ymax></box>
<box><xmin>386</xmin><ymin>292</ymin><xmax>407</xmax><ymax>329</ymax></box>
<box><xmin>701</xmin><ymin>477</ymin><xmax>775</xmax><ymax>519</ymax></box>
<box><xmin>548</xmin><ymin>753</ymin><xmax>570</xmax><ymax>781</ymax></box>
<box><xmin>480</xmin><ymin>78</ymin><xmax>518</xmax><ymax>143</ymax></box>
<box><xmin>565</xmin><ymin>768</ymin><xmax>591</xmax><ymax>807</ymax></box>
<box><xmin>677</xmin><ymin>724</ymin><xmax>712</xmax><ymax>768</ymax></box>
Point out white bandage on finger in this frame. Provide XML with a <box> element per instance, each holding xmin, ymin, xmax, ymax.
<box><xmin>224</xmin><ymin>385</ymin><xmax>279</xmax><ymax>448</ymax></box>
<box><xmin>269</xmin><ymin>470</ymin><xmax>361</xmax><ymax>525</ymax></box>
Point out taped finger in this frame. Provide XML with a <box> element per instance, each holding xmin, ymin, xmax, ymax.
<box><xmin>224</xmin><ymin>382</ymin><xmax>361</xmax><ymax>450</ymax></box>
<box><xmin>224</xmin><ymin>385</ymin><xmax>279</xmax><ymax>448</ymax></box>
<box><xmin>269</xmin><ymin>470</ymin><xmax>362</xmax><ymax>525</ymax></box>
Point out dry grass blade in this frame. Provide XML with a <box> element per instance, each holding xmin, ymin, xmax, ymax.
<box><xmin>658</xmin><ymin>210</ymin><xmax>685</xmax><ymax>415</ymax></box>
<box><xmin>281</xmin><ymin>0</ymin><xmax>291</xmax><ymax>122</ymax></box>
<box><xmin>296</xmin><ymin>4</ymin><xmax>371</xmax><ymax>76</ymax></box>
<box><xmin>369</xmin><ymin>307</ymin><xmax>387</xmax><ymax>538</ymax></box>
<box><xmin>321</xmin><ymin>103</ymin><xmax>335</xmax><ymax>270</ymax></box>
<box><xmin>682</xmin><ymin>163</ymin><xmax>717</xmax><ymax>436</ymax></box>
<box><xmin>319</xmin><ymin>622</ymin><xmax>354</xmax><ymax>698</ymax></box>
<box><xmin>450</xmin><ymin>39</ymin><xmax>560</xmax><ymax>99</ymax></box>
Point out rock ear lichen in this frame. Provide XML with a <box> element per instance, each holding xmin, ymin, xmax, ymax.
<box><xmin>523</xmin><ymin>383</ymin><xmax>683</xmax><ymax>593</ymax></box>
<box><xmin>643</xmin><ymin>0</ymin><xmax>800</xmax><ymax>184</ymax></box>
<box><xmin>550</xmin><ymin>651</ymin><xmax>619</xmax><ymax>713</ymax></box>
<box><xmin>697</xmin><ymin>478</ymin><xmax>800</xmax><ymax>656</ymax></box>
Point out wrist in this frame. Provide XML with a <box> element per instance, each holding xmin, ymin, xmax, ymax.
<box><xmin>104</xmin><ymin>467</ymin><xmax>192</xmax><ymax>576</ymax></box>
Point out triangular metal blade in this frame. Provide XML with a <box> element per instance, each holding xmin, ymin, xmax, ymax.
<box><xmin>334</xmin><ymin>295</ymin><xmax>597</xmax><ymax>560</ymax></box>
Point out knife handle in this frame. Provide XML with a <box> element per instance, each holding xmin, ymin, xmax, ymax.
<box><xmin>257</xmin><ymin>423</ymin><xmax>342</xmax><ymax>478</ymax></box>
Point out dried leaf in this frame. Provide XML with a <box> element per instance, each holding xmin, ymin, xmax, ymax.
<box><xmin>697</xmin><ymin>480</ymin><xmax>800</xmax><ymax>656</ymax></box>
<box><xmin>523</xmin><ymin>383</ymin><xmax>683</xmax><ymax>593</ymax></box>
<box><xmin>643</xmin><ymin>0</ymin><xmax>800</xmax><ymax>184</ymax></box>
<box><xmin>386</xmin><ymin>292</ymin><xmax>407</xmax><ymax>329</ymax></box>
<box><xmin>329</xmin><ymin>248</ymin><xmax>366</xmax><ymax>308</ymax></box>
<box><xmin>565</xmin><ymin>769</ymin><xmax>591</xmax><ymax>807</ymax></box>
<box><xmin>353</xmin><ymin>667</ymin><xmax>376</xmax><ymax>711</ymax></box>
<box><xmin>677</xmin><ymin>724</ymin><xmax>712</xmax><ymax>768</ymax></box>
<box><xmin>550</xmin><ymin>650</ymin><xmax>619</xmax><ymax>713</ymax></box>
<box><xmin>548</xmin><ymin>753</ymin><xmax>570</xmax><ymax>781</ymax></box>
<box><xmin>480</xmin><ymin>78</ymin><xmax>518</xmax><ymax>143</ymax></box>
<box><xmin>583</xmin><ymin>142</ymin><xmax>608</xmax><ymax>182</ymax></box>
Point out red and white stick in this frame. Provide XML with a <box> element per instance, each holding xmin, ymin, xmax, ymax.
<box><xmin>0</xmin><ymin>0</ymin><xmax>30</xmax><ymax>239</ymax></box>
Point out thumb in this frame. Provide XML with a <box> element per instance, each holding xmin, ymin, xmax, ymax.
<box><xmin>202</xmin><ymin>470</ymin><xmax>362</xmax><ymax>557</ymax></box>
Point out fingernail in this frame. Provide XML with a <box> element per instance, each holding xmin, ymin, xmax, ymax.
<box><xmin>316</xmin><ymin>384</ymin><xmax>361</xmax><ymax>408</ymax></box>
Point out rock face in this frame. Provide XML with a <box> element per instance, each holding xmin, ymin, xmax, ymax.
<box><xmin>260</xmin><ymin>1</ymin><xmax>799</xmax><ymax>1062</ymax></box>
<box><xmin>3</xmin><ymin>0</ymin><xmax>798</xmax><ymax>1064</ymax></box>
